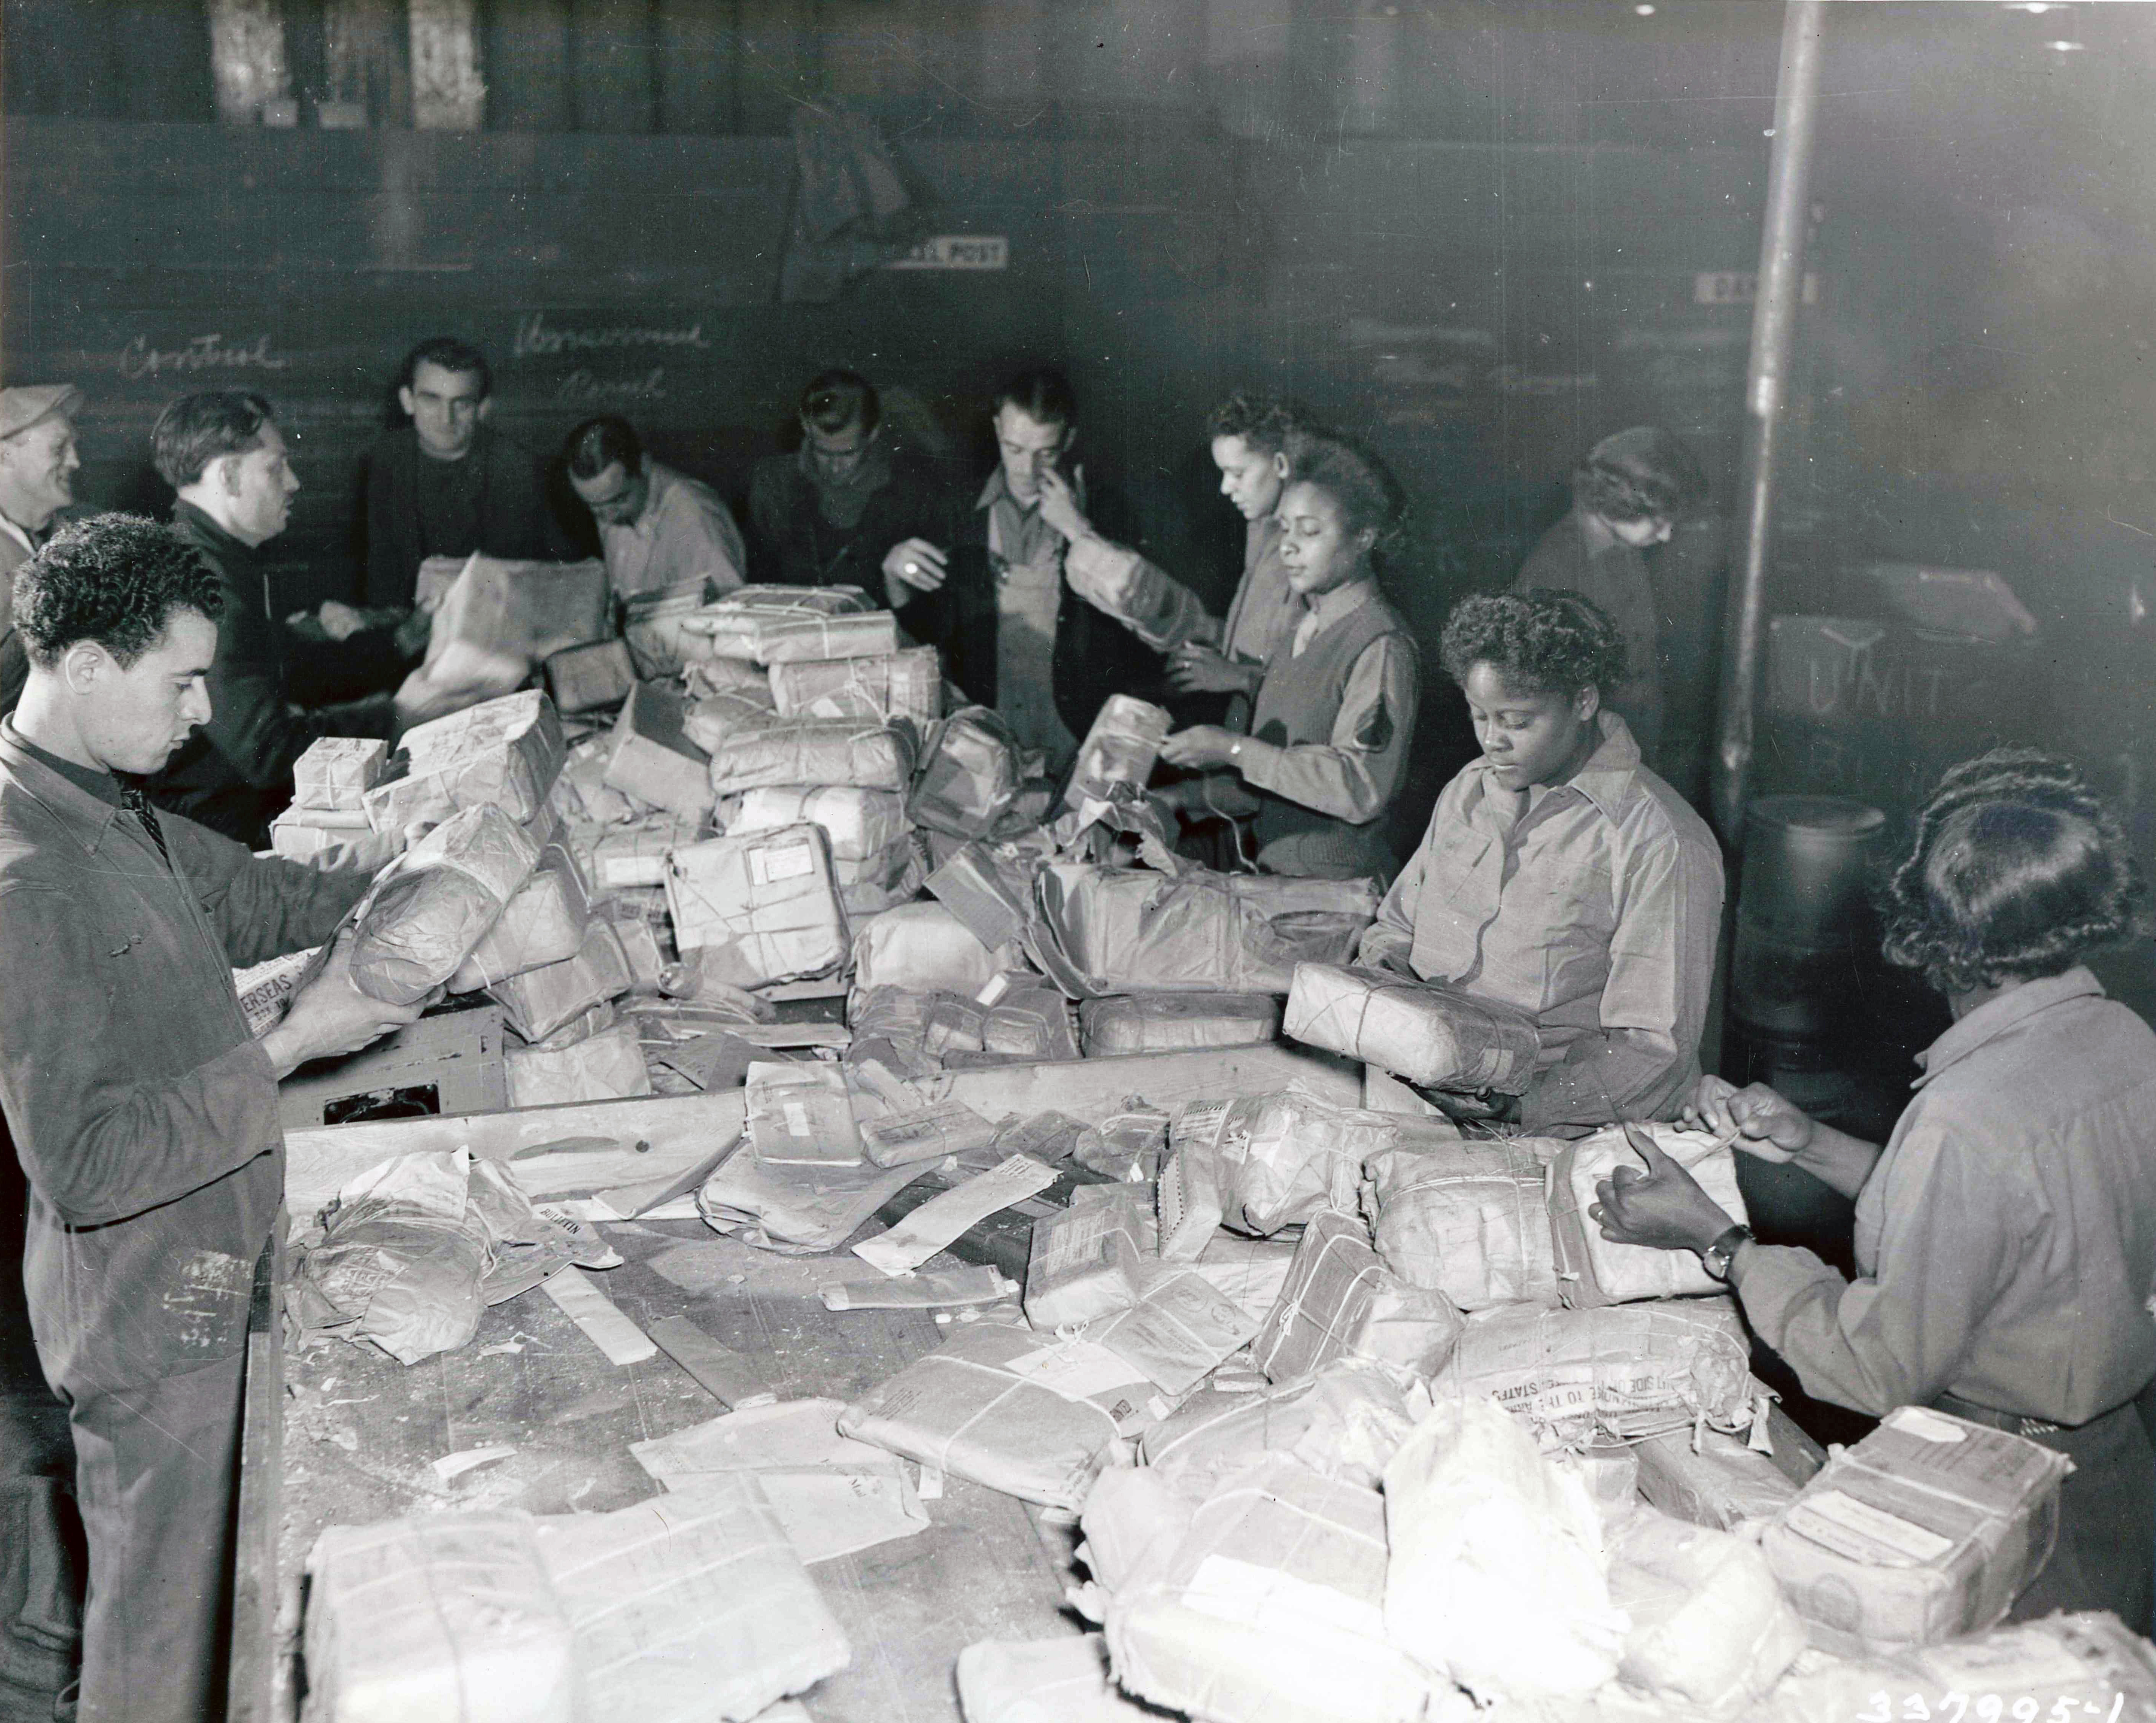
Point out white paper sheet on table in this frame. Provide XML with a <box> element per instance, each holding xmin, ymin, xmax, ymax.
<box><xmin>629</xmin><ymin>1397</ymin><xmax>930</xmax><ymax>1565</ymax></box>
<box><xmin>849</xmin><ymin>1152</ymin><xmax>1058</xmax><ymax>1277</ymax></box>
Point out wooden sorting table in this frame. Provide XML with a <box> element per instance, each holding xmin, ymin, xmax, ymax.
<box><xmin>240</xmin><ymin>1043</ymin><xmax>1363</xmax><ymax>1723</ymax></box>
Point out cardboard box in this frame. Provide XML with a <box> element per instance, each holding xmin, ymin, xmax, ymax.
<box><xmin>1284</xmin><ymin>962</ymin><xmax>1542</xmax><ymax>1093</ymax></box>
<box><xmin>291</xmin><ymin>737</ymin><xmax>387</xmax><ymax>811</ymax></box>
<box><xmin>1761</xmin><ymin>1405</ymin><xmax>2073</xmax><ymax>1657</ymax></box>
<box><xmin>603</xmin><ymin>681</ymin><xmax>715</xmax><ymax>819</ymax></box>
<box><xmin>769</xmin><ymin>646</ymin><xmax>940</xmax><ymax>724</ymax></box>
<box><xmin>543</xmin><ymin>638</ymin><xmax>637</xmax><ymax>715</ymax></box>
<box><xmin>704</xmin><ymin>719</ymin><xmax>916</xmax><ymax>797</ymax></box>
<box><xmin>665</xmin><ymin>824</ymin><xmax>850</xmax><ymax>988</ymax></box>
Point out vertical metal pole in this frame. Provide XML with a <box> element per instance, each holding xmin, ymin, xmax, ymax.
<box><xmin>1712</xmin><ymin>0</ymin><xmax>1828</xmax><ymax>846</ymax></box>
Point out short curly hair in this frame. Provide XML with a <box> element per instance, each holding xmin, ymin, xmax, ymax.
<box><xmin>1571</xmin><ymin>426</ymin><xmax>1706</xmax><ymax>528</ymax></box>
<box><xmin>13</xmin><ymin>514</ymin><xmax>224</xmax><ymax>669</ymax></box>
<box><xmin>1207</xmin><ymin>393</ymin><xmax>1325</xmax><ymax>460</ymax></box>
<box><xmin>1440</xmin><ymin>588</ymin><xmax>1627</xmax><ymax>697</ymax></box>
<box><xmin>1879</xmin><ymin>748</ymin><xmax>2148</xmax><ymax>996</ymax></box>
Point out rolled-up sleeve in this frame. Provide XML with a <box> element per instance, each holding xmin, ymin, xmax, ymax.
<box><xmin>1063</xmin><ymin>533</ymin><xmax>1215</xmax><ymax>651</ymax></box>
<box><xmin>1237</xmin><ymin>634</ymin><xmax>1418</xmax><ymax>825</ymax></box>
<box><xmin>1519</xmin><ymin>814</ymin><xmax>1722</xmax><ymax>1129</ymax></box>
<box><xmin>1737</xmin><ymin>1117</ymin><xmax>2033</xmax><ymax>1414</ymax></box>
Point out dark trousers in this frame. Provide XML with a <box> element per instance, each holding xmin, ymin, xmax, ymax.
<box><xmin>2009</xmin><ymin>1399</ymin><xmax>2156</xmax><ymax>1629</ymax></box>
<box><xmin>57</xmin><ymin>1352</ymin><xmax>245</xmax><ymax>1723</ymax></box>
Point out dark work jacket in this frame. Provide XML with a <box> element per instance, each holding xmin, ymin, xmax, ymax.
<box><xmin>746</xmin><ymin>450</ymin><xmax>958</xmax><ymax>591</ymax></box>
<box><xmin>899</xmin><ymin>475</ymin><xmax>1171</xmax><ymax>743</ymax></box>
<box><xmin>0</xmin><ymin>725</ymin><xmax>368</xmax><ymax>1391</ymax></box>
<box><xmin>363</xmin><ymin>423</ymin><xmax>573</xmax><ymax>610</ymax></box>
<box><xmin>145</xmin><ymin>503</ymin><xmax>393</xmax><ymax>847</ymax></box>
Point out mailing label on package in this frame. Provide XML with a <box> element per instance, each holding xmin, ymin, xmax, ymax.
<box><xmin>1004</xmin><ymin>1337</ymin><xmax>1153</xmax><ymax>1403</ymax></box>
<box><xmin>1172</xmin><ymin>1098</ymin><xmax>1235</xmax><ymax>1151</ymax></box>
<box><xmin>809</xmin><ymin>697</ymin><xmax>847</xmax><ymax>720</ymax></box>
<box><xmin>751</xmin><ymin>839</ymin><xmax>818</xmax><ymax>887</ymax></box>
<box><xmin>1785</xmin><ymin>1488</ymin><xmax>1956</xmax><ymax>1567</ymax></box>
<box><xmin>784</xmin><ymin>1102</ymin><xmax>812</xmax><ymax>1137</ymax></box>
<box><xmin>850</xmin><ymin>1153</ymin><xmax>1059</xmax><ymax>1277</ymax></box>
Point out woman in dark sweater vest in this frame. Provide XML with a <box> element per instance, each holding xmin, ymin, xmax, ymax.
<box><xmin>1158</xmin><ymin>439</ymin><xmax>1419</xmax><ymax>882</ymax></box>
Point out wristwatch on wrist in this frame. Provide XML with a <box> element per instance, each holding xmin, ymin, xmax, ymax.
<box><xmin>1700</xmin><ymin>1223</ymin><xmax>1753</xmax><ymax>1283</ymax></box>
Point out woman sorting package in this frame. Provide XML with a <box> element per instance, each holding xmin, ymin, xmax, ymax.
<box><xmin>1155</xmin><ymin>438</ymin><xmax>1419</xmax><ymax>882</ymax></box>
<box><xmin>1594</xmin><ymin>749</ymin><xmax>2156</xmax><ymax>1626</ymax></box>
<box><xmin>1358</xmin><ymin>589</ymin><xmax>1724</xmax><ymax>1131</ymax></box>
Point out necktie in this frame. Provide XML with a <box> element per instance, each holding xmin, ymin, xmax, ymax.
<box><xmin>118</xmin><ymin>784</ymin><xmax>171</xmax><ymax>868</ymax></box>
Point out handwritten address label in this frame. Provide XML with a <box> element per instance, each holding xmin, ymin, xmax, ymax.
<box><xmin>116</xmin><ymin>332</ymin><xmax>288</xmax><ymax>381</ymax></box>
<box><xmin>513</xmin><ymin>312</ymin><xmax>710</xmax><ymax>358</ymax></box>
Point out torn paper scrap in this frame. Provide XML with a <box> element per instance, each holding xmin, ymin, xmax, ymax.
<box><xmin>849</xmin><ymin>1154</ymin><xmax>1059</xmax><ymax>1278</ymax></box>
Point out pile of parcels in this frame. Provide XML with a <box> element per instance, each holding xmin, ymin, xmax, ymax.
<box><xmin>251</xmin><ymin>577</ymin><xmax>1429</xmax><ymax>1112</ymax></box>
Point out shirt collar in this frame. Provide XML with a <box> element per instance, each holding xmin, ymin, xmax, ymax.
<box><xmin>976</xmin><ymin>467</ymin><xmax>1017</xmax><ymax>513</ymax></box>
<box><xmin>1465</xmin><ymin>709</ymin><xmax>1642</xmax><ymax>822</ymax></box>
<box><xmin>172</xmin><ymin>498</ymin><xmax>251</xmax><ymax>566</ymax></box>
<box><xmin>0</xmin><ymin>720</ymin><xmax>131</xmax><ymax>845</ymax></box>
<box><xmin>1912</xmin><ymin>966</ymin><xmax>2108</xmax><ymax>1087</ymax></box>
<box><xmin>1300</xmin><ymin>576</ymin><xmax>1376</xmax><ymax>638</ymax></box>
<box><xmin>0</xmin><ymin>512</ymin><xmax>37</xmax><ymax>558</ymax></box>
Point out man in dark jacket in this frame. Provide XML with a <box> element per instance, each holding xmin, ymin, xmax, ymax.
<box><xmin>747</xmin><ymin>370</ymin><xmax>954</xmax><ymax>592</ymax></box>
<box><xmin>0</xmin><ymin>514</ymin><xmax>426</xmax><ymax>1722</ymax></box>
<box><xmin>361</xmin><ymin>336</ymin><xmax>576</xmax><ymax>612</ymax></box>
<box><xmin>142</xmin><ymin>392</ymin><xmax>396</xmax><ymax>846</ymax></box>
<box><xmin>882</xmin><ymin>368</ymin><xmax>1163</xmax><ymax>772</ymax></box>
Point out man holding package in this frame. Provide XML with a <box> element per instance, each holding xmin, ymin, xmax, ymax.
<box><xmin>0</xmin><ymin>514</ymin><xmax>431</xmax><ymax>1722</ymax></box>
<box><xmin>0</xmin><ymin>383</ymin><xmax>85</xmax><ymax>714</ymax></box>
<box><xmin>563</xmin><ymin>413</ymin><xmax>747</xmax><ymax>602</ymax></box>
<box><xmin>142</xmin><ymin>391</ymin><xmax>398</xmax><ymax>846</ymax></box>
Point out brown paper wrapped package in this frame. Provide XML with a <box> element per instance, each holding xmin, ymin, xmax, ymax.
<box><xmin>450</xmin><ymin>843</ymin><xmax>591</xmax><ymax>992</ymax></box>
<box><xmin>1547</xmin><ymin>1123</ymin><xmax>1749</xmax><ymax>1306</ymax></box>
<box><xmin>665</xmin><ymin>824</ymin><xmax>850</xmax><ymax>988</ymax></box>
<box><xmin>1250</xmin><ymin>1211</ymin><xmax>1462</xmax><ymax>1384</ymax></box>
<box><xmin>1366</xmin><ymin>1137</ymin><xmax>1561</xmax><ymax>1310</ymax></box>
<box><xmin>292</xmin><ymin>736</ymin><xmax>387</xmax><ymax>811</ymax></box>
<box><xmin>364</xmin><ymin>690</ymin><xmax>569</xmax><ymax>833</ymax></box>
<box><xmin>505</xmin><ymin>1021</ymin><xmax>652</xmax><ymax>1108</ymax></box>
<box><xmin>769</xmin><ymin>646</ymin><xmax>940</xmax><ymax>724</ymax></box>
<box><xmin>1283</xmin><ymin>961</ymin><xmax>1542</xmax><ymax>1093</ymax></box>
<box><xmin>680</xmin><ymin>585</ymin><xmax>873</xmax><ymax>660</ymax></box>
<box><xmin>908</xmin><ymin>707</ymin><xmax>1021</xmax><ymax>839</ymax></box>
<box><xmin>705</xmin><ymin>718</ymin><xmax>916</xmax><ymax>797</ymax></box>
<box><xmin>604</xmin><ymin>681</ymin><xmax>716</xmax><ymax>819</ymax></box>
<box><xmin>349</xmin><ymin>803</ymin><xmax>541</xmax><ymax>1005</ymax></box>
<box><xmin>543</xmin><ymin>638</ymin><xmax>637</xmax><ymax>715</ymax></box>
<box><xmin>1080</xmin><ymin>992</ymin><xmax>1280</xmax><ymax>1057</ymax></box>
<box><xmin>1062</xmin><ymin>693</ymin><xmax>1171</xmax><ymax>813</ymax></box>
<box><xmin>488</xmin><ymin>919</ymin><xmax>636</xmax><ymax>1043</ymax></box>
<box><xmin>623</xmin><ymin>578</ymin><xmax>720</xmax><ymax>678</ymax></box>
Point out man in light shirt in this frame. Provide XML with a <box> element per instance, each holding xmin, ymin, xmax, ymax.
<box><xmin>0</xmin><ymin>384</ymin><xmax>84</xmax><ymax>713</ymax></box>
<box><xmin>563</xmin><ymin>414</ymin><xmax>746</xmax><ymax>603</ymax></box>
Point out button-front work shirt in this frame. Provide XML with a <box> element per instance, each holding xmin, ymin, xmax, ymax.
<box><xmin>601</xmin><ymin>461</ymin><xmax>748</xmax><ymax>601</ymax></box>
<box><xmin>981</xmin><ymin>469</ymin><xmax>1080</xmax><ymax>767</ymax></box>
<box><xmin>1360</xmin><ymin>712</ymin><xmax>1723</xmax><ymax>1129</ymax></box>
<box><xmin>1738</xmin><ymin>968</ymin><xmax>2156</xmax><ymax>1424</ymax></box>
<box><xmin>0</xmin><ymin>723</ymin><xmax>368</xmax><ymax>1392</ymax></box>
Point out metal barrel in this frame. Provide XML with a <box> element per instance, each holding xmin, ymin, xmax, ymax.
<box><xmin>1731</xmin><ymin>795</ymin><xmax>1888</xmax><ymax>1037</ymax></box>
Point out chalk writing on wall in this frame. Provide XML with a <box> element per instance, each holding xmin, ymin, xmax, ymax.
<box><xmin>512</xmin><ymin>313</ymin><xmax>711</xmax><ymax>358</ymax></box>
<box><xmin>556</xmin><ymin>368</ymin><xmax>668</xmax><ymax>406</ymax></box>
<box><xmin>116</xmin><ymin>332</ymin><xmax>288</xmax><ymax>380</ymax></box>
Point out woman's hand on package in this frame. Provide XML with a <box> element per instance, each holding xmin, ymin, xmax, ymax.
<box><xmin>1166</xmin><ymin>641</ymin><xmax>1263</xmax><ymax>696</ymax></box>
<box><xmin>260</xmin><ymin>932</ymin><xmax>437</xmax><ymax>1078</ymax></box>
<box><xmin>1683</xmin><ymin>1074</ymin><xmax>1810</xmax><ymax>1163</ymax></box>
<box><xmin>1159</xmin><ymin>725</ymin><xmax>1240</xmax><ymax>770</ymax></box>
<box><xmin>1591</xmin><ymin>1127</ymin><xmax>1736</xmax><ymax>1255</ymax></box>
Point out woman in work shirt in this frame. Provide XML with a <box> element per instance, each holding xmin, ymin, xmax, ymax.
<box><xmin>1360</xmin><ymin>589</ymin><xmax>1724</xmax><ymax>1130</ymax></box>
<box><xmin>1593</xmin><ymin>748</ymin><xmax>2156</xmax><ymax>1627</ymax></box>
<box><xmin>1155</xmin><ymin>438</ymin><xmax>1419</xmax><ymax>881</ymax></box>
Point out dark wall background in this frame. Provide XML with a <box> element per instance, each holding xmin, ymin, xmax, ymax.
<box><xmin>8</xmin><ymin>0</ymin><xmax>2156</xmax><ymax>889</ymax></box>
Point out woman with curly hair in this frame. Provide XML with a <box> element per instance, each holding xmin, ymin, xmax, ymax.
<box><xmin>1511</xmin><ymin>426</ymin><xmax>1706</xmax><ymax>770</ymax></box>
<box><xmin>1155</xmin><ymin>437</ymin><xmax>1420</xmax><ymax>880</ymax></box>
<box><xmin>1594</xmin><ymin>747</ymin><xmax>2156</xmax><ymax>1624</ymax></box>
<box><xmin>1360</xmin><ymin>587</ymin><xmax>1723</xmax><ymax>1127</ymax></box>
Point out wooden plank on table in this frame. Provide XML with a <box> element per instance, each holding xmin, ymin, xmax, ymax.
<box><xmin>226</xmin><ymin>1240</ymin><xmax>283</xmax><ymax>1723</ymax></box>
<box><xmin>282</xmin><ymin>1089</ymin><xmax>749</xmax><ymax>1223</ymax></box>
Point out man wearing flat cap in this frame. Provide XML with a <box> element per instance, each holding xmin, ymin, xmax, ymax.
<box><xmin>0</xmin><ymin>384</ymin><xmax>84</xmax><ymax>714</ymax></box>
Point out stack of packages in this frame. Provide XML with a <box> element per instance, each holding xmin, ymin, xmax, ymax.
<box><xmin>918</xmin><ymin>1109</ymin><xmax>2125</xmax><ymax>1723</ymax></box>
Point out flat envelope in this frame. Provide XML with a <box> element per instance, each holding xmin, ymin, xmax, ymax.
<box><xmin>850</xmin><ymin>1154</ymin><xmax>1059</xmax><ymax>1278</ymax></box>
<box><xmin>630</xmin><ymin>1398</ymin><xmax>930</xmax><ymax>1565</ymax></box>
